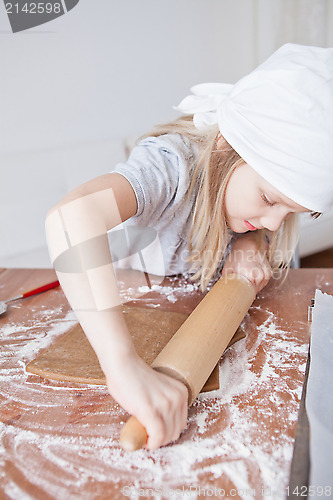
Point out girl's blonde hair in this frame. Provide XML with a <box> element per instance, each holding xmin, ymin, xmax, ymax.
<box><xmin>139</xmin><ymin>116</ymin><xmax>300</xmax><ymax>291</ymax></box>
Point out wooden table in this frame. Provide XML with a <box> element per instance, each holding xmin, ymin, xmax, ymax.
<box><xmin>0</xmin><ymin>268</ymin><xmax>332</xmax><ymax>500</ymax></box>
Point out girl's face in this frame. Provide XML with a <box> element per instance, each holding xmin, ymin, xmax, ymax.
<box><xmin>224</xmin><ymin>163</ymin><xmax>310</xmax><ymax>234</ymax></box>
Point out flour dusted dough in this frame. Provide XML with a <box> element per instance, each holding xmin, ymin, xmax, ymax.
<box><xmin>26</xmin><ymin>306</ymin><xmax>244</xmax><ymax>390</ymax></box>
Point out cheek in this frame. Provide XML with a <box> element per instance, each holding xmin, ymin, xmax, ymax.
<box><xmin>224</xmin><ymin>168</ymin><xmax>253</xmax><ymax>217</ymax></box>
<box><xmin>224</xmin><ymin>179</ymin><xmax>239</xmax><ymax>216</ymax></box>
<box><xmin>224</xmin><ymin>190</ymin><xmax>234</xmax><ymax>217</ymax></box>
<box><xmin>225</xmin><ymin>196</ymin><xmax>242</xmax><ymax>221</ymax></box>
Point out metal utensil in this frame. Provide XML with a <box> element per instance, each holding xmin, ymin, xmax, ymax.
<box><xmin>0</xmin><ymin>280</ymin><xmax>60</xmax><ymax>316</ymax></box>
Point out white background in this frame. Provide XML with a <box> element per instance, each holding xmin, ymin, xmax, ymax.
<box><xmin>0</xmin><ymin>0</ymin><xmax>332</xmax><ymax>267</ymax></box>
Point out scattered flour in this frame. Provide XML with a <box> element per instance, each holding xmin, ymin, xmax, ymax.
<box><xmin>195</xmin><ymin>410</ymin><xmax>209</xmax><ymax>434</ymax></box>
<box><xmin>117</xmin><ymin>276</ymin><xmax>199</xmax><ymax>306</ymax></box>
<box><xmin>137</xmin><ymin>284</ymin><xmax>187</xmax><ymax>303</ymax></box>
<box><xmin>0</xmin><ymin>286</ymin><xmax>310</xmax><ymax>500</ymax></box>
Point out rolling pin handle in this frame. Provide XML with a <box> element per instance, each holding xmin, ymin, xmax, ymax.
<box><xmin>120</xmin><ymin>416</ymin><xmax>148</xmax><ymax>451</ymax></box>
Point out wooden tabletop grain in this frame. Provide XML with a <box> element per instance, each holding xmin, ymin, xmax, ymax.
<box><xmin>0</xmin><ymin>268</ymin><xmax>332</xmax><ymax>500</ymax></box>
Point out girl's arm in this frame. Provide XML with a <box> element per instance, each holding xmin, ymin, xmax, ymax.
<box><xmin>46</xmin><ymin>173</ymin><xmax>138</xmax><ymax>366</ymax></box>
<box><xmin>45</xmin><ymin>173</ymin><xmax>188</xmax><ymax>449</ymax></box>
<box><xmin>222</xmin><ymin>231</ymin><xmax>272</xmax><ymax>293</ymax></box>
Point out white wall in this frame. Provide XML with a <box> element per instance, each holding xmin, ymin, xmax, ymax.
<box><xmin>0</xmin><ymin>0</ymin><xmax>256</xmax><ymax>155</ymax></box>
<box><xmin>0</xmin><ymin>0</ymin><xmax>258</xmax><ymax>267</ymax></box>
<box><xmin>0</xmin><ymin>0</ymin><xmax>332</xmax><ymax>268</ymax></box>
<box><xmin>0</xmin><ymin>139</ymin><xmax>126</xmax><ymax>267</ymax></box>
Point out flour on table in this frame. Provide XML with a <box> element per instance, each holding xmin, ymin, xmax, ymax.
<box><xmin>117</xmin><ymin>275</ymin><xmax>199</xmax><ymax>305</ymax></box>
<box><xmin>0</xmin><ymin>292</ymin><xmax>309</xmax><ymax>499</ymax></box>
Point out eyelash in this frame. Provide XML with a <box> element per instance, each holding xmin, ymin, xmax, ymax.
<box><xmin>261</xmin><ymin>194</ymin><xmax>275</xmax><ymax>207</ymax></box>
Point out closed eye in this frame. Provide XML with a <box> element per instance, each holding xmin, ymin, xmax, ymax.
<box><xmin>261</xmin><ymin>193</ymin><xmax>275</xmax><ymax>207</ymax></box>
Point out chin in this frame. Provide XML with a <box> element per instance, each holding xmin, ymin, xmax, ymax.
<box><xmin>227</xmin><ymin>220</ymin><xmax>247</xmax><ymax>234</ymax></box>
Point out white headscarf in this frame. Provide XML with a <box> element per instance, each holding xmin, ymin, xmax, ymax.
<box><xmin>175</xmin><ymin>43</ymin><xmax>333</xmax><ymax>213</ymax></box>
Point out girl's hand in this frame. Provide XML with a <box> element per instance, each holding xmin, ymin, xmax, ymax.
<box><xmin>222</xmin><ymin>233</ymin><xmax>272</xmax><ymax>294</ymax></box>
<box><xmin>105</xmin><ymin>353</ymin><xmax>188</xmax><ymax>450</ymax></box>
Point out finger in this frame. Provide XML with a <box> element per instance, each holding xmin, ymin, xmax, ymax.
<box><xmin>170</xmin><ymin>386</ymin><xmax>188</xmax><ymax>443</ymax></box>
<box><xmin>144</xmin><ymin>411</ymin><xmax>166</xmax><ymax>450</ymax></box>
<box><xmin>246</xmin><ymin>268</ymin><xmax>266</xmax><ymax>293</ymax></box>
<box><xmin>162</xmin><ymin>389</ymin><xmax>184</xmax><ymax>445</ymax></box>
<box><xmin>181</xmin><ymin>398</ymin><xmax>188</xmax><ymax>432</ymax></box>
<box><xmin>262</xmin><ymin>265</ymin><xmax>272</xmax><ymax>283</ymax></box>
<box><xmin>145</xmin><ymin>391</ymin><xmax>180</xmax><ymax>449</ymax></box>
<box><xmin>257</xmin><ymin>268</ymin><xmax>272</xmax><ymax>291</ymax></box>
<box><xmin>248</xmin><ymin>267</ymin><xmax>264</xmax><ymax>287</ymax></box>
<box><xmin>167</xmin><ymin>394</ymin><xmax>180</xmax><ymax>444</ymax></box>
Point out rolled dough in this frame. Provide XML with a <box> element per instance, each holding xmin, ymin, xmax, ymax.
<box><xmin>26</xmin><ymin>306</ymin><xmax>245</xmax><ymax>392</ymax></box>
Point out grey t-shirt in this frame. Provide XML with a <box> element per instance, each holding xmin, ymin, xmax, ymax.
<box><xmin>109</xmin><ymin>133</ymin><xmax>233</xmax><ymax>277</ymax></box>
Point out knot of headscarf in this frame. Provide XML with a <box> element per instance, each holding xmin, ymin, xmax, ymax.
<box><xmin>174</xmin><ymin>82</ymin><xmax>233</xmax><ymax>130</ymax></box>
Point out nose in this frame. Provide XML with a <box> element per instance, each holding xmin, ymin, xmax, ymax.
<box><xmin>260</xmin><ymin>211</ymin><xmax>286</xmax><ymax>232</ymax></box>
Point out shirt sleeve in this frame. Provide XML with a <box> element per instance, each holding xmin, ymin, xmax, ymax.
<box><xmin>112</xmin><ymin>135</ymin><xmax>191</xmax><ymax>226</ymax></box>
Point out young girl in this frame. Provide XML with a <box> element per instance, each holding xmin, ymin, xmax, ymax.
<box><xmin>45</xmin><ymin>43</ymin><xmax>333</xmax><ymax>450</ymax></box>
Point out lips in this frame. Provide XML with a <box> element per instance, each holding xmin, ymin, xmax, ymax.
<box><xmin>244</xmin><ymin>220</ymin><xmax>258</xmax><ymax>231</ymax></box>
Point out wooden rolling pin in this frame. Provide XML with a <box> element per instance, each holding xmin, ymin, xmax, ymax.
<box><xmin>120</xmin><ymin>273</ymin><xmax>256</xmax><ymax>451</ymax></box>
